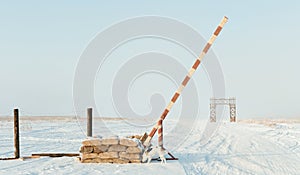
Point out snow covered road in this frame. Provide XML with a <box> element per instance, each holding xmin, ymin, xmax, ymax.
<box><xmin>178</xmin><ymin>122</ymin><xmax>300</xmax><ymax>174</ymax></box>
<box><xmin>0</xmin><ymin>118</ymin><xmax>299</xmax><ymax>174</ymax></box>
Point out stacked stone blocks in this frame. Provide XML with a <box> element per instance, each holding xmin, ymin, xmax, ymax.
<box><xmin>80</xmin><ymin>136</ymin><xmax>144</xmax><ymax>164</ymax></box>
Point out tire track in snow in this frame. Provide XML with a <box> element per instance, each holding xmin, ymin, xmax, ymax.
<box><xmin>176</xmin><ymin>122</ymin><xmax>300</xmax><ymax>174</ymax></box>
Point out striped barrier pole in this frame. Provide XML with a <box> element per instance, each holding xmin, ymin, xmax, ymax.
<box><xmin>158</xmin><ymin>119</ymin><xmax>163</xmax><ymax>147</ymax></box>
<box><xmin>144</xmin><ymin>16</ymin><xmax>228</xmax><ymax>147</ymax></box>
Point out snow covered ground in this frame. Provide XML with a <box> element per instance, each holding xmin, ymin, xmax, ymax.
<box><xmin>0</xmin><ymin>117</ymin><xmax>299</xmax><ymax>175</ymax></box>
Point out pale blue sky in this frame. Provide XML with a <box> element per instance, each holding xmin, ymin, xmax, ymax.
<box><xmin>0</xmin><ymin>1</ymin><xmax>299</xmax><ymax>118</ymax></box>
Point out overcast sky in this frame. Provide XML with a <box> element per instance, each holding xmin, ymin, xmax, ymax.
<box><xmin>0</xmin><ymin>1</ymin><xmax>299</xmax><ymax>119</ymax></box>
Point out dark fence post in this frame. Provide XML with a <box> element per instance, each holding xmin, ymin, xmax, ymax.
<box><xmin>87</xmin><ymin>108</ymin><xmax>93</xmax><ymax>137</ymax></box>
<box><xmin>14</xmin><ymin>108</ymin><xmax>20</xmax><ymax>158</ymax></box>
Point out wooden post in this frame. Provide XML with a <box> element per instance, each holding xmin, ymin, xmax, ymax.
<box><xmin>14</xmin><ymin>108</ymin><xmax>20</xmax><ymax>158</ymax></box>
<box><xmin>87</xmin><ymin>108</ymin><xmax>93</xmax><ymax>137</ymax></box>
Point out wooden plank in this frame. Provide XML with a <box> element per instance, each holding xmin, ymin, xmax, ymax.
<box><xmin>20</xmin><ymin>155</ymin><xmax>41</xmax><ymax>161</ymax></box>
<box><xmin>31</xmin><ymin>153</ymin><xmax>80</xmax><ymax>157</ymax></box>
<box><xmin>0</xmin><ymin>157</ymin><xmax>18</xmax><ymax>160</ymax></box>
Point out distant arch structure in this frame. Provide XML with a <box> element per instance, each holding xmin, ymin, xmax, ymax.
<box><xmin>210</xmin><ymin>97</ymin><xmax>236</xmax><ymax>122</ymax></box>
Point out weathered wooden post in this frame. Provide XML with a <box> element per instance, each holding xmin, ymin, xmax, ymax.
<box><xmin>87</xmin><ymin>108</ymin><xmax>93</xmax><ymax>137</ymax></box>
<box><xmin>14</xmin><ymin>108</ymin><xmax>20</xmax><ymax>158</ymax></box>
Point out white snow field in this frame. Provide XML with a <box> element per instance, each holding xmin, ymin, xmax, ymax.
<box><xmin>0</xmin><ymin>117</ymin><xmax>299</xmax><ymax>175</ymax></box>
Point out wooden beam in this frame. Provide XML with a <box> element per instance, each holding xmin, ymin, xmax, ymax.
<box><xmin>20</xmin><ymin>155</ymin><xmax>41</xmax><ymax>161</ymax></box>
<box><xmin>0</xmin><ymin>157</ymin><xmax>18</xmax><ymax>160</ymax></box>
<box><xmin>31</xmin><ymin>153</ymin><xmax>80</xmax><ymax>157</ymax></box>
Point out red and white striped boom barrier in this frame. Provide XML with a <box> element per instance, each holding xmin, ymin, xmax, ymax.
<box><xmin>144</xmin><ymin>16</ymin><xmax>228</xmax><ymax>147</ymax></box>
<box><xmin>158</xmin><ymin>119</ymin><xmax>163</xmax><ymax>147</ymax></box>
